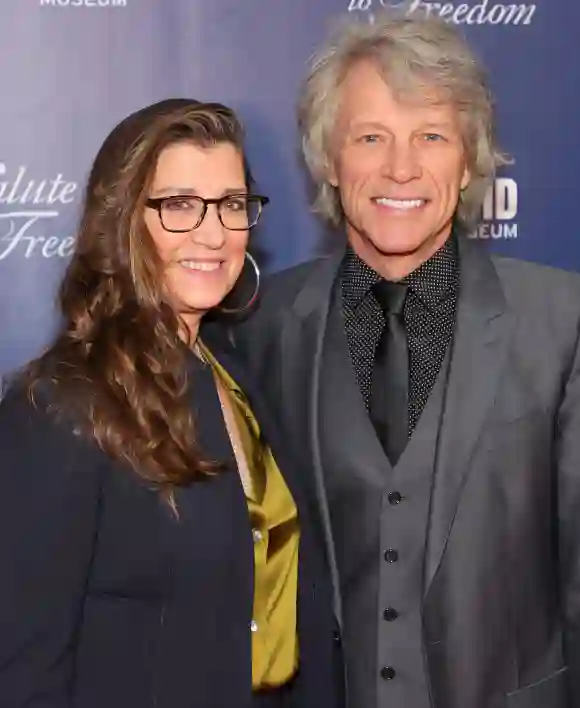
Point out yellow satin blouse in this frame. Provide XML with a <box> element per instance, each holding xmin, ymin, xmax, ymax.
<box><xmin>205</xmin><ymin>349</ymin><xmax>300</xmax><ymax>690</ymax></box>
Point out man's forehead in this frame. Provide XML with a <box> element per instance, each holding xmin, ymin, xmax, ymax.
<box><xmin>340</xmin><ymin>61</ymin><xmax>456</xmax><ymax>112</ymax></box>
<box><xmin>340</xmin><ymin>97</ymin><xmax>459</xmax><ymax>127</ymax></box>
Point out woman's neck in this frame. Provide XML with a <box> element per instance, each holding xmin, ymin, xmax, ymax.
<box><xmin>178</xmin><ymin>313</ymin><xmax>202</xmax><ymax>348</ymax></box>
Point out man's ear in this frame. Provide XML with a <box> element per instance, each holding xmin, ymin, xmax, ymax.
<box><xmin>327</xmin><ymin>158</ymin><xmax>338</xmax><ymax>188</ymax></box>
<box><xmin>460</xmin><ymin>163</ymin><xmax>471</xmax><ymax>191</ymax></box>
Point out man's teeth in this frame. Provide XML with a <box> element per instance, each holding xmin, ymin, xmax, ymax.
<box><xmin>180</xmin><ymin>261</ymin><xmax>221</xmax><ymax>272</ymax></box>
<box><xmin>375</xmin><ymin>198</ymin><xmax>424</xmax><ymax>210</ymax></box>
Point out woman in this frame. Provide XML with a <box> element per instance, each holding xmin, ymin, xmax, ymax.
<box><xmin>0</xmin><ymin>99</ymin><xmax>342</xmax><ymax>708</ymax></box>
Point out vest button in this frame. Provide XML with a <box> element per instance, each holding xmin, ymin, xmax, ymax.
<box><xmin>380</xmin><ymin>666</ymin><xmax>396</xmax><ymax>680</ymax></box>
<box><xmin>384</xmin><ymin>548</ymin><xmax>399</xmax><ymax>563</ymax></box>
<box><xmin>388</xmin><ymin>491</ymin><xmax>403</xmax><ymax>505</ymax></box>
<box><xmin>383</xmin><ymin>607</ymin><xmax>398</xmax><ymax>622</ymax></box>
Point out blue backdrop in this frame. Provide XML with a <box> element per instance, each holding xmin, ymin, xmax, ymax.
<box><xmin>1</xmin><ymin>0</ymin><xmax>579</xmax><ymax>378</ymax></box>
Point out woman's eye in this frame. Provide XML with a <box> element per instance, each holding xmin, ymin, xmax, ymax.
<box><xmin>165</xmin><ymin>199</ymin><xmax>195</xmax><ymax>211</ymax></box>
<box><xmin>224</xmin><ymin>198</ymin><xmax>246</xmax><ymax>212</ymax></box>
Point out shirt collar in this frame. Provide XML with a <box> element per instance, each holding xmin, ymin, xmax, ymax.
<box><xmin>341</xmin><ymin>245</ymin><xmax>382</xmax><ymax>313</ymax></box>
<box><xmin>341</xmin><ymin>232</ymin><xmax>459</xmax><ymax>313</ymax></box>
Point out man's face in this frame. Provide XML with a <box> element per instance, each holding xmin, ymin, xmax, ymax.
<box><xmin>329</xmin><ymin>60</ymin><xmax>470</xmax><ymax>276</ymax></box>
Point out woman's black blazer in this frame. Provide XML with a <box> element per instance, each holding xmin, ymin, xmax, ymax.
<box><xmin>0</xmin><ymin>325</ymin><xmax>344</xmax><ymax>708</ymax></box>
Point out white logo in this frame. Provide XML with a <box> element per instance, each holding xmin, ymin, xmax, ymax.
<box><xmin>40</xmin><ymin>0</ymin><xmax>127</xmax><ymax>7</ymax></box>
<box><xmin>0</xmin><ymin>163</ymin><xmax>78</xmax><ymax>260</ymax></box>
<box><xmin>472</xmin><ymin>177</ymin><xmax>519</xmax><ymax>240</ymax></box>
<box><xmin>347</xmin><ymin>0</ymin><xmax>536</xmax><ymax>25</ymax></box>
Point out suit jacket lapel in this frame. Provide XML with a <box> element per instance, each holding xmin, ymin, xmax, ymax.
<box><xmin>281</xmin><ymin>250</ymin><xmax>346</xmax><ymax>626</ymax></box>
<box><xmin>424</xmin><ymin>238</ymin><xmax>515</xmax><ymax>594</ymax></box>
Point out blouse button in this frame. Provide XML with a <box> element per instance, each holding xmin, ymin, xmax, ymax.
<box><xmin>250</xmin><ymin>620</ymin><xmax>259</xmax><ymax>632</ymax></box>
<box><xmin>252</xmin><ymin>528</ymin><xmax>263</xmax><ymax>543</ymax></box>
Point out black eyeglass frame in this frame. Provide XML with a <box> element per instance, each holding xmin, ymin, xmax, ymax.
<box><xmin>145</xmin><ymin>194</ymin><xmax>270</xmax><ymax>233</ymax></box>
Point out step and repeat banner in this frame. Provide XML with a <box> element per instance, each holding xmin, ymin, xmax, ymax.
<box><xmin>1</xmin><ymin>0</ymin><xmax>579</xmax><ymax>378</ymax></box>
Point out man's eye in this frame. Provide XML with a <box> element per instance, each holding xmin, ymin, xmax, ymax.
<box><xmin>360</xmin><ymin>134</ymin><xmax>381</xmax><ymax>143</ymax></box>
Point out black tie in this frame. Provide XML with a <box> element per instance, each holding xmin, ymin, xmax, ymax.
<box><xmin>370</xmin><ymin>280</ymin><xmax>409</xmax><ymax>465</ymax></box>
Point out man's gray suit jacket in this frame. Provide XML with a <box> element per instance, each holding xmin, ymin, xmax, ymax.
<box><xmin>233</xmin><ymin>236</ymin><xmax>580</xmax><ymax>708</ymax></box>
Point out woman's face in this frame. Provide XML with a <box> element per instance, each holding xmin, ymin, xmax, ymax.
<box><xmin>144</xmin><ymin>140</ymin><xmax>250</xmax><ymax>334</ymax></box>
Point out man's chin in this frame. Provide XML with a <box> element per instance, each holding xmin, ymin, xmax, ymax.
<box><xmin>367</xmin><ymin>235</ymin><xmax>427</xmax><ymax>258</ymax></box>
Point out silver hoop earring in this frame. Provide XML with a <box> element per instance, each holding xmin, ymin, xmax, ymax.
<box><xmin>218</xmin><ymin>251</ymin><xmax>260</xmax><ymax>315</ymax></box>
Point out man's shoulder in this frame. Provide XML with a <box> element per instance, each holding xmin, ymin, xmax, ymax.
<box><xmin>492</xmin><ymin>254</ymin><xmax>580</xmax><ymax>310</ymax></box>
<box><xmin>489</xmin><ymin>255</ymin><xmax>580</xmax><ymax>351</ymax></box>
<box><xmin>493</xmin><ymin>253</ymin><xmax>580</xmax><ymax>283</ymax></box>
<box><xmin>253</xmin><ymin>253</ymin><xmax>338</xmax><ymax>316</ymax></box>
<box><xmin>232</xmin><ymin>254</ymin><xmax>338</xmax><ymax>353</ymax></box>
<box><xmin>264</xmin><ymin>255</ymin><xmax>334</xmax><ymax>296</ymax></box>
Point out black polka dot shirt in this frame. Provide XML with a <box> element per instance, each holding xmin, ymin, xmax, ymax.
<box><xmin>340</xmin><ymin>235</ymin><xmax>459</xmax><ymax>434</ymax></box>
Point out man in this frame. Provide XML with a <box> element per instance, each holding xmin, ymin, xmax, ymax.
<box><xmin>235</xmin><ymin>9</ymin><xmax>580</xmax><ymax>708</ymax></box>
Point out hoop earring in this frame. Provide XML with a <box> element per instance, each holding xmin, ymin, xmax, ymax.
<box><xmin>218</xmin><ymin>251</ymin><xmax>260</xmax><ymax>315</ymax></box>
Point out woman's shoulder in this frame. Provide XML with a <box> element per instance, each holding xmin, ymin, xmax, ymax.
<box><xmin>0</xmin><ymin>362</ymin><xmax>90</xmax><ymax>453</ymax></box>
<box><xmin>0</xmin><ymin>370</ymin><xmax>110</xmax><ymax>510</ymax></box>
<box><xmin>0</xmin><ymin>368</ymin><xmax>106</xmax><ymax>544</ymax></box>
<box><xmin>2</xmin><ymin>375</ymin><xmax>63</xmax><ymax>435</ymax></box>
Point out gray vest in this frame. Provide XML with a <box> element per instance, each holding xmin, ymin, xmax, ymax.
<box><xmin>320</xmin><ymin>290</ymin><xmax>450</xmax><ymax>708</ymax></box>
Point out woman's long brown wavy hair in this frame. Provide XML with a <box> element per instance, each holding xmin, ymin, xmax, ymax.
<box><xmin>25</xmin><ymin>98</ymin><xmax>250</xmax><ymax>491</ymax></box>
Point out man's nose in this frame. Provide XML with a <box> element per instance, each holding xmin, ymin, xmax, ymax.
<box><xmin>381</xmin><ymin>140</ymin><xmax>422</xmax><ymax>183</ymax></box>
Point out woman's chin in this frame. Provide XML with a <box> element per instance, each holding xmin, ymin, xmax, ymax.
<box><xmin>177</xmin><ymin>289</ymin><xmax>232</xmax><ymax>316</ymax></box>
<box><xmin>180</xmin><ymin>302</ymin><xmax>217</xmax><ymax>318</ymax></box>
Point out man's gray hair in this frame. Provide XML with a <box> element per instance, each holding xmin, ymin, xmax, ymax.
<box><xmin>297</xmin><ymin>8</ymin><xmax>510</xmax><ymax>231</ymax></box>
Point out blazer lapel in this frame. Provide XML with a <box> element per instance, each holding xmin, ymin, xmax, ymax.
<box><xmin>424</xmin><ymin>238</ymin><xmax>515</xmax><ymax>594</ymax></box>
